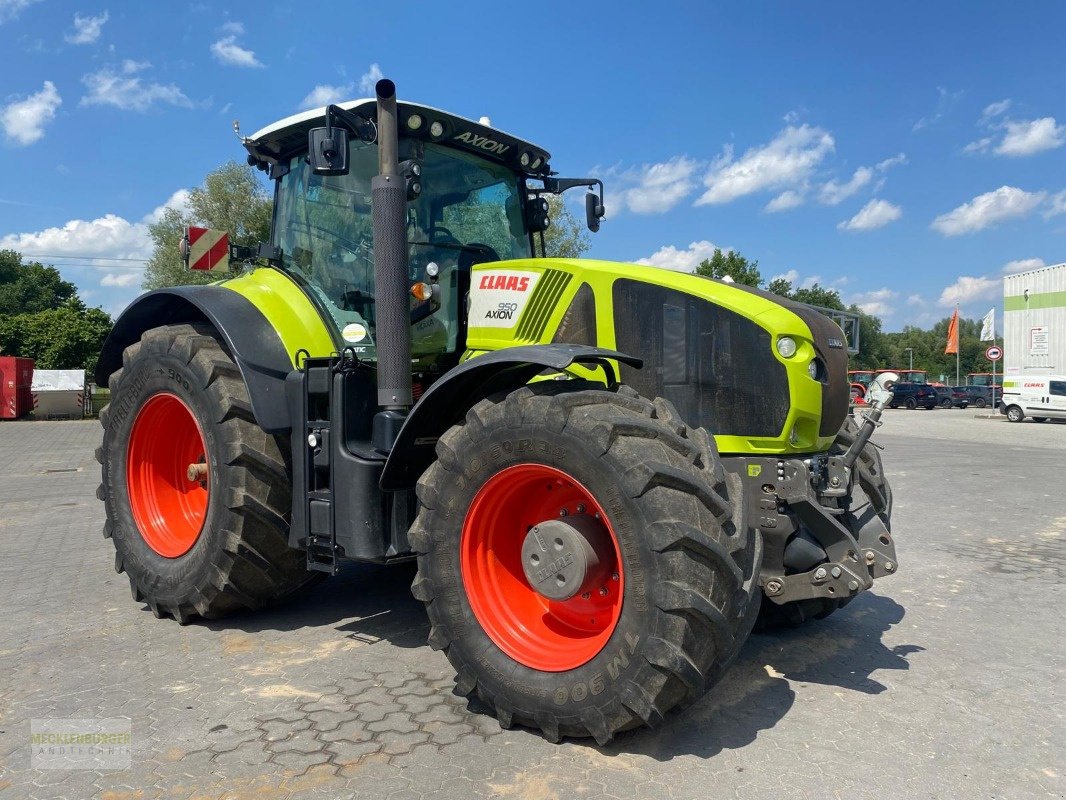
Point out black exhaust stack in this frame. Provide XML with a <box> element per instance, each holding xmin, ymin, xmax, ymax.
<box><xmin>371</xmin><ymin>79</ymin><xmax>412</xmax><ymax>452</ymax></box>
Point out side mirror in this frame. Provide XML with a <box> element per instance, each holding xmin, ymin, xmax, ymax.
<box><xmin>585</xmin><ymin>191</ymin><xmax>604</xmax><ymax>232</ymax></box>
<box><xmin>308</xmin><ymin>126</ymin><xmax>349</xmax><ymax>176</ymax></box>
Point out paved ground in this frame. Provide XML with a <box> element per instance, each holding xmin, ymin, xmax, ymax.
<box><xmin>0</xmin><ymin>410</ymin><xmax>1062</xmax><ymax>800</ymax></box>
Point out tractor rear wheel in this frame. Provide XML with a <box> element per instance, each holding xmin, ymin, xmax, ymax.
<box><xmin>408</xmin><ymin>382</ymin><xmax>761</xmax><ymax>744</ymax></box>
<box><xmin>756</xmin><ymin>413</ymin><xmax>892</xmax><ymax>630</ymax></box>
<box><xmin>96</xmin><ymin>323</ymin><xmax>318</xmax><ymax>623</ymax></box>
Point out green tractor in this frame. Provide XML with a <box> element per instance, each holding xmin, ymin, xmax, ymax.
<box><xmin>95</xmin><ymin>79</ymin><xmax>897</xmax><ymax>744</ymax></box>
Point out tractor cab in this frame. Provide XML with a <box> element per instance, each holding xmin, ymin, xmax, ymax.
<box><xmin>241</xmin><ymin>98</ymin><xmax>602</xmax><ymax>371</ymax></box>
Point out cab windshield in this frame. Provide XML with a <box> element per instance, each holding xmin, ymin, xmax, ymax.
<box><xmin>274</xmin><ymin>140</ymin><xmax>531</xmax><ymax>360</ymax></box>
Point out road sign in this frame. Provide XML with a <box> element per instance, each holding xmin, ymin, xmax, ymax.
<box><xmin>985</xmin><ymin>346</ymin><xmax>1002</xmax><ymax>361</ymax></box>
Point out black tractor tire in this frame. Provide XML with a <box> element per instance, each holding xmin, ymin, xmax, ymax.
<box><xmin>96</xmin><ymin>323</ymin><xmax>319</xmax><ymax>623</ymax></box>
<box><xmin>1006</xmin><ymin>405</ymin><xmax>1025</xmax><ymax>423</ymax></box>
<box><xmin>756</xmin><ymin>413</ymin><xmax>892</xmax><ymax>630</ymax></box>
<box><xmin>408</xmin><ymin>382</ymin><xmax>761</xmax><ymax>744</ymax></box>
<box><xmin>905</xmin><ymin>397</ymin><xmax>918</xmax><ymax>410</ymax></box>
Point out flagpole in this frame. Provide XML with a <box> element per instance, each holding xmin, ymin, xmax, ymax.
<box><xmin>956</xmin><ymin>304</ymin><xmax>960</xmax><ymax>385</ymax></box>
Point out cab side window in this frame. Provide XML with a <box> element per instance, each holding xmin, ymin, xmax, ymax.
<box><xmin>1050</xmin><ymin>381</ymin><xmax>1066</xmax><ymax>396</ymax></box>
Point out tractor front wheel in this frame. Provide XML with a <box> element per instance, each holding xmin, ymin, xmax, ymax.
<box><xmin>408</xmin><ymin>382</ymin><xmax>760</xmax><ymax>744</ymax></box>
<box><xmin>96</xmin><ymin>323</ymin><xmax>318</xmax><ymax>622</ymax></box>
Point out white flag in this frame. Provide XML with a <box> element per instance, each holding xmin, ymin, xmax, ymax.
<box><xmin>980</xmin><ymin>307</ymin><xmax>995</xmax><ymax>341</ymax></box>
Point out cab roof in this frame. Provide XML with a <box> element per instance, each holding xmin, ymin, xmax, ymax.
<box><xmin>243</xmin><ymin>98</ymin><xmax>551</xmax><ymax>177</ymax></box>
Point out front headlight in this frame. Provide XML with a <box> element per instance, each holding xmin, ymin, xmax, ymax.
<box><xmin>777</xmin><ymin>336</ymin><xmax>798</xmax><ymax>358</ymax></box>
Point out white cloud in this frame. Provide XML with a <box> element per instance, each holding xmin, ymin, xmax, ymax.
<box><xmin>931</xmin><ymin>186</ymin><xmax>1045</xmax><ymax>236</ymax></box>
<box><xmin>938</xmin><ymin>276</ymin><xmax>1000</xmax><ymax>306</ymax></box>
<box><xmin>875</xmin><ymin>153</ymin><xmax>907</xmax><ymax>171</ymax></box>
<box><xmin>1</xmin><ymin>214</ymin><xmax>149</xmax><ymax>261</ymax></box>
<box><xmin>995</xmin><ymin>117</ymin><xmax>1066</xmax><ymax>157</ymax></box>
<box><xmin>100</xmin><ymin>271</ymin><xmax>140</xmax><ymax>287</ymax></box>
<box><xmin>218</xmin><ymin>21</ymin><xmax>244</xmax><ymax>35</ymax></box>
<box><xmin>963</xmin><ymin>137</ymin><xmax>992</xmax><ymax>155</ymax></box>
<box><xmin>847</xmin><ymin>288</ymin><xmax>899</xmax><ymax>318</ymax></box>
<box><xmin>121</xmin><ymin>59</ymin><xmax>150</xmax><ymax>73</ymax></box>
<box><xmin>913</xmin><ymin>86</ymin><xmax>962</xmax><ymax>131</ymax></box>
<box><xmin>81</xmin><ymin>65</ymin><xmax>192</xmax><ymax>112</ymax></box>
<box><xmin>478</xmin><ymin>115</ymin><xmax>491</xmax><ymax>126</ymax></box>
<box><xmin>769</xmin><ymin>268</ymin><xmax>800</xmax><ymax>284</ymax></box>
<box><xmin>146</xmin><ymin>189</ymin><xmax>191</xmax><ymax>223</ymax></box>
<box><xmin>607</xmin><ymin>156</ymin><xmax>700</xmax><ymax>215</ymax></box>
<box><xmin>299</xmin><ymin>83</ymin><xmax>354</xmax><ymax>110</ymax></box>
<box><xmin>820</xmin><ymin>166</ymin><xmax>873</xmax><ymax>205</ymax></box>
<box><xmin>1044</xmin><ymin>190</ymin><xmax>1066</xmax><ymax>219</ymax></box>
<box><xmin>65</xmin><ymin>10</ymin><xmax>108</xmax><ymax>44</ymax></box>
<box><xmin>636</xmin><ymin>240</ymin><xmax>719</xmax><ymax>271</ymax></box>
<box><xmin>0</xmin><ymin>0</ymin><xmax>40</xmax><ymax>24</ymax></box>
<box><xmin>838</xmin><ymin>199</ymin><xmax>901</xmax><ymax>231</ymax></box>
<box><xmin>765</xmin><ymin>189</ymin><xmax>805</xmax><ymax>213</ymax></box>
<box><xmin>210</xmin><ymin>35</ymin><xmax>264</xmax><ymax>68</ymax></box>
<box><xmin>696</xmin><ymin>124</ymin><xmax>834</xmax><ymax>205</ymax></box>
<box><xmin>0</xmin><ymin>81</ymin><xmax>61</xmax><ymax>145</ymax></box>
<box><xmin>1002</xmin><ymin>258</ymin><xmax>1045</xmax><ymax>275</ymax></box>
<box><xmin>0</xmin><ymin>187</ymin><xmax>188</xmax><ymax>263</ymax></box>
<box><xmin>359</xmin><ymin>63</ymin><xmax>384</xmax><ymax>94</ymax></box>
<box><xmin>981</xmin><ymin>99</ymin><xmax>1012</xmax><ymax>122</ymax></box>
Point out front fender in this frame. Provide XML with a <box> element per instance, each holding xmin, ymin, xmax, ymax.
<box><xmin>95</xmin><ymin>286</ymin><xmax>295</xmax><ymax>433</ymax></box>
<box><xmin>379</xmin><ymin>344</ymin><xmax>642</xmax><ymax>491</ymax></box>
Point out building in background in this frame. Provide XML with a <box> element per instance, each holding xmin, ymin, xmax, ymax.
<box><xmin>1003</xmin><ymin>263</ymin><xmax>1065</xmax><ymax>377</ymax></box>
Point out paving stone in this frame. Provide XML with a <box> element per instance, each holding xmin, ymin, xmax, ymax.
<box><xmin>0</xmin><ymin>417</ymin><xmax>1061</xmax><ymax>800</ymax></box>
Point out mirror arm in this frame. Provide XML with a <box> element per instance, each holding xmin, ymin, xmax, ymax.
<box><xmin>324</xmin><ymin>104</ymin><xmax>377</xmax><ymax>143</ymax></box>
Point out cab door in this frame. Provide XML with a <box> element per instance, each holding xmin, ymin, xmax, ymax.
<box><xmin>1048</xmin><ymin>380</ymin><xmax>1066</xmax><ymax>419</ymax></box>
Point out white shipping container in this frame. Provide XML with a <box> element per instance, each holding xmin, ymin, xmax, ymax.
<box><xmin>1003</xmin><ymin>263</ymin><xmax>1066</xmax><ymax>377</ymax></box>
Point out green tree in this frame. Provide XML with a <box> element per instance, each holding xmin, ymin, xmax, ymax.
<box><xmin>541</xmin><ymin>195</ymin><xmax>591</xmax><ymax>259</ymax></box>
<box><xmin>0</xmin><ymin>250</ymin><xmax>79</xmax><ymax>315</ymax></box>
<box><xmin>695</xmin><ymin>248</ymin><xmax>762</xmax><ymax>287</ymax></box>
<box><xmin>143</xmin><ymin>162</ymin><xmax>272</xmax><ymax>290</ymax></box>
<box><xmin>0</xmin><ymin>300</ymin><xmax>112</xmax><ymax>375</ymax></box>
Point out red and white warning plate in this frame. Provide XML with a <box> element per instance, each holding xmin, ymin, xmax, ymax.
<box><xmin>182</xmin><ymin>227</ymin><xmax>231</xmax><ymax>273</ymax></box>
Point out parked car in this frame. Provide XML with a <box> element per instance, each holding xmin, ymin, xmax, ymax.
<box><xmin>939</xmin><ymin>386</ymin><xmax>970</xmax><ymax>408</ymax></box>
<box><xmin>888</xmin><ymin>382</ymin><xmax>939</xmax><ymax>409</ymax></box>
<box><xmin>1000</xmin><ymin>375</ymin><xmax>1066</xmax><ymax>422</ymax></box>
<box><xmin>954</xmin><ymin>385</ymin><xmax>994</xmax><ymax>408</ymax></box>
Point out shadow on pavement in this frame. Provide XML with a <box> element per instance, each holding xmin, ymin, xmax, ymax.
<box><xmin>601</xmin><ymin>592</ymin><xmax>920</xmax><ymax>760</ymax></box>
<box><xmin>196</xmin><ymin>560</ymin><xmax>919</xmax><ymax>760</ymax></box>
<box><xmin>198</xmin><ymin>560</ymin><xmax>429</xmax><ymax>647</ymax></box>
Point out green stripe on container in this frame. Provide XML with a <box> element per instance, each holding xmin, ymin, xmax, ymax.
<box><xmin>1004</xmin><ymin>290</ymin><xmax>1066</xmax><ymax>311</ymax></box>
<box><xmin>516</xmin><ymin>270</ymin><xmax>572</xmax><ymax>340</ymax></box>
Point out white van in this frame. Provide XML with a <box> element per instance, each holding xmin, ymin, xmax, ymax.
<box><xmin>1000</xmin><ymin>375</ymin><xmax>1066</xmax><ymax>422</ymax></box>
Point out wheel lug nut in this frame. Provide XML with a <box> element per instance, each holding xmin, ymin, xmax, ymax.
<box><xmin>581</xmin><ymin>592</ymin><xmax>591</xmax><ymax>600</ymax></box>
<box><xmin>599</xmin><ymin>587</ymin><xmax>608</xmax><ymax>596</ymax></box>
<box><xmin>559</xmin><ymin>508</ymin><xmax>568</xmax><ymax>517</ymax></box>
<box><xmin>576</xmin><ymin>503</ymin><xmax>585</xmax><ymax>514</ymax></box>
<box><xmin>611</xmin><ymin>572</ymin><xmax>619</xmax><ymax>581</ymax></box>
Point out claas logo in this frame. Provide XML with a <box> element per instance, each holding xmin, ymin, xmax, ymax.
<box><xmin>479</xmin><ymin>274</ymin><xmax>530</xmax><ymax>291</ymax></box>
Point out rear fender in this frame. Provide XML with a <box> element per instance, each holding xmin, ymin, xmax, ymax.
<box><xmin>379</xmin><ymin>344</ymin><xmax>642</xmax><ymax>490</ymax></box>
<box><xmin>95</xmin><ymin>286</ymin><xmax>295</xmax><ymax>433</ymax></box>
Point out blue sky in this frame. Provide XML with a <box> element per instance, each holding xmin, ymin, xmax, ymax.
<box><xmin>1</xmin><ymin>1</ymin><xmax>1064</xmax><ymax>329</ymax></box>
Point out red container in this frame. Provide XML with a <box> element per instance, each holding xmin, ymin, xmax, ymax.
<box><xmin>0</xmin><ymin>356</ymin><xmax>35</xmax><ymax>419</ymax></box>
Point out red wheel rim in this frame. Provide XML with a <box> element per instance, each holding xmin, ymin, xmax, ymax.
<box><xmin>461</xmin><ymin>464</ymin><xmax>624</xmax><ymax>672</ymax></box>
<box><xmin>126</xmin><ymin>393</ymin><xmax>209</xmax><ymax>558</ymax></box>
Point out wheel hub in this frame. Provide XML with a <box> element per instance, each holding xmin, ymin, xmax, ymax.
<box><xmin>520</xmin><ymin>517</ymin><xmax>611</xmax><ymax>601</ymax></box>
